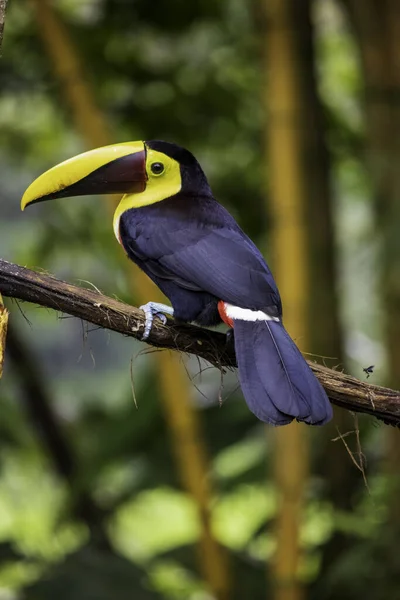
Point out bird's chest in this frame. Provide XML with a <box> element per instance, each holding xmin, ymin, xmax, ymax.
<box><xmin>118</xmin><ymin>211</ymin><xmax>156</xmax><ymax>261</ymax></box>
<box><xmin>118</xmin><ymin>202</ymin><xmax>201</xmax><ymax>262</ymax></box>
<box><xmin>120</xmin><ymin>230</ymin><xmax>150</xmax><ymax>266</ymax></box>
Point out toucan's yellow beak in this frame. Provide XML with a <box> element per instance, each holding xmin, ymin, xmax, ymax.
<box><xmin>21</xmin><ymin>141</ymin><xmax>147</xmax><ymax>210</ymax></box>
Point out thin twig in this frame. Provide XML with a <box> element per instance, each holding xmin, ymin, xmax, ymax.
<box><xmin>334</xmin><ymin>422</ymin><xmax>370</xmax><ymax>493</ymax></box>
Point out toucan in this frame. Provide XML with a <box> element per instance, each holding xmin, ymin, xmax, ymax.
<box><xmin>21</xmin><ymin>140</ymin><xmax>332</xmax><ymax>426</ymax></box>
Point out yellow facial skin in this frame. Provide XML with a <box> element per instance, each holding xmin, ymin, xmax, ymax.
<box><xmin>113</xmin><ymin>146</ymin><xmax>182</xmax><ymax>241</ymax></box>
<box><xmin>21</xmin><ymin>141</ymin><xmax>145</xmax><ymax>210</ymax></box>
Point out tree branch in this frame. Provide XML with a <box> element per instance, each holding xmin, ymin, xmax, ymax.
<box><xmin>1</xmin><ymin>258</ymin><xmax>399</xmax><ymax>426</ymax></box>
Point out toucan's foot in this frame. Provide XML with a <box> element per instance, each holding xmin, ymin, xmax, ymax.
<box><xmin>139</xmin><ymin>302</ymin><xmax>174</xmax><ymax>340</ymax></box>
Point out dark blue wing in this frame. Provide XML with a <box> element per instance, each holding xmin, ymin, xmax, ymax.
<box><xmin>160</xmin><ymin>227</ymin><xmax>280</xmax><ymax>310</ymax></box>
<box><xmin>120</xmin><ymin>197</ymin><xmax>281</xmax><ymax>312</ymax></box>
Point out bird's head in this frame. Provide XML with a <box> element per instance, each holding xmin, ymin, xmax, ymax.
<box><xmin>21</xmin><ymin>140</ymin><xmax>211</xmax><ymax>241</ymax></box>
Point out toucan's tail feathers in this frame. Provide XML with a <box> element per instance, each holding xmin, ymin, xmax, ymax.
<box><xmin>233</xmin><ymin>320</ymin><xmax>332</xmax><ymax>426</ymax></box>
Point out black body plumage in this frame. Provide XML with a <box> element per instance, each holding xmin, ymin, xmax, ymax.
<box><xmin>119</xmin><ymin>141</ymin><xmax>332</xmax><ymax>425</ymax></box>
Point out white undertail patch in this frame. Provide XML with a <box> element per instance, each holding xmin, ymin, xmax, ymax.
<box><xmin>224</xmin><ymin>303</ymin><xmax>280</xmax><ymax>322</ymax></box>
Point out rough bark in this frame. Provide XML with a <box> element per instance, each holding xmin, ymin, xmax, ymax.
<box><xmin>1</xmin><ymin>258</ymin><xmax>399</xmax><ymax>425</ymax></box>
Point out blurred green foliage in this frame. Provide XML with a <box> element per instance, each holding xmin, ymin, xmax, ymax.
<box><xmin>0</xmin><ymin>0</ymin><xmax>396</xmax><ymax>598</ymax></box>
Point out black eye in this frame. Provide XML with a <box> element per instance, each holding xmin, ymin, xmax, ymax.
<box><xmin>151</xmin><ymin>162</ymin><xmax>164</xmax><ymax>175</ymax></box>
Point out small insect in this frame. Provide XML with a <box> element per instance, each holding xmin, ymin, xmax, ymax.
<box><xmin>363</xmin><ymin>365</ymin><xmax>374</xmax><ymax>378</ymax></box>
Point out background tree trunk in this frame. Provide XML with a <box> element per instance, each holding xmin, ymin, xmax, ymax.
<box><xmin>0</xmin><ymin>0</ymin><xmax>7</xmax><ymax>52</ymax></box>
<box><xmin>340</xmin><ymin>0</ymin><xmax>400</xmax><ymax>521</ymax></box>
<box><xmin>28</xmin><ymin>1</ymin><xmax>231</xmax><ymax>597</ymax></box>
<box><xmin>0</xmin><ymin>0</ymin><xmax>8</xmax><ymax>377</ymax></box>
<box><xmin>295</xmin><ymin>0</ymin><xmax>356</xmax><ymax>572</ymax></box>
<box><xmin>264</xmin><ymin>1</ymin><xmax>311</xmax><ymax>598</ymax></box>
<box><xmin>6</xmin><ymin>324</ymin><xmax>110</xmax><ymax>547</ymax></box>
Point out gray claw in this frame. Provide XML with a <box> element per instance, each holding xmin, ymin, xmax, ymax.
<box><xmin>157</xmin><ymin>314</ymin><xmax>168</xmax><ymax>326</ymax></box>
<box><xmin>139</xmin><ymin>302</ymin><xmax>174</xmax><ymax>341</ymax></box>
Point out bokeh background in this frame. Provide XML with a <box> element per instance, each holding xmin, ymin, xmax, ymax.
<box><xmin>1</xmin><ymin>0</ymin><xmax>400</xmax><ymax>598</ymax></box>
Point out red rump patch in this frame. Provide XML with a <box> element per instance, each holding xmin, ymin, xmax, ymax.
<box><xmin>218</xmin><ymin>301</ymin><xmax>234</xmax><ymax>328</ymax></box>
